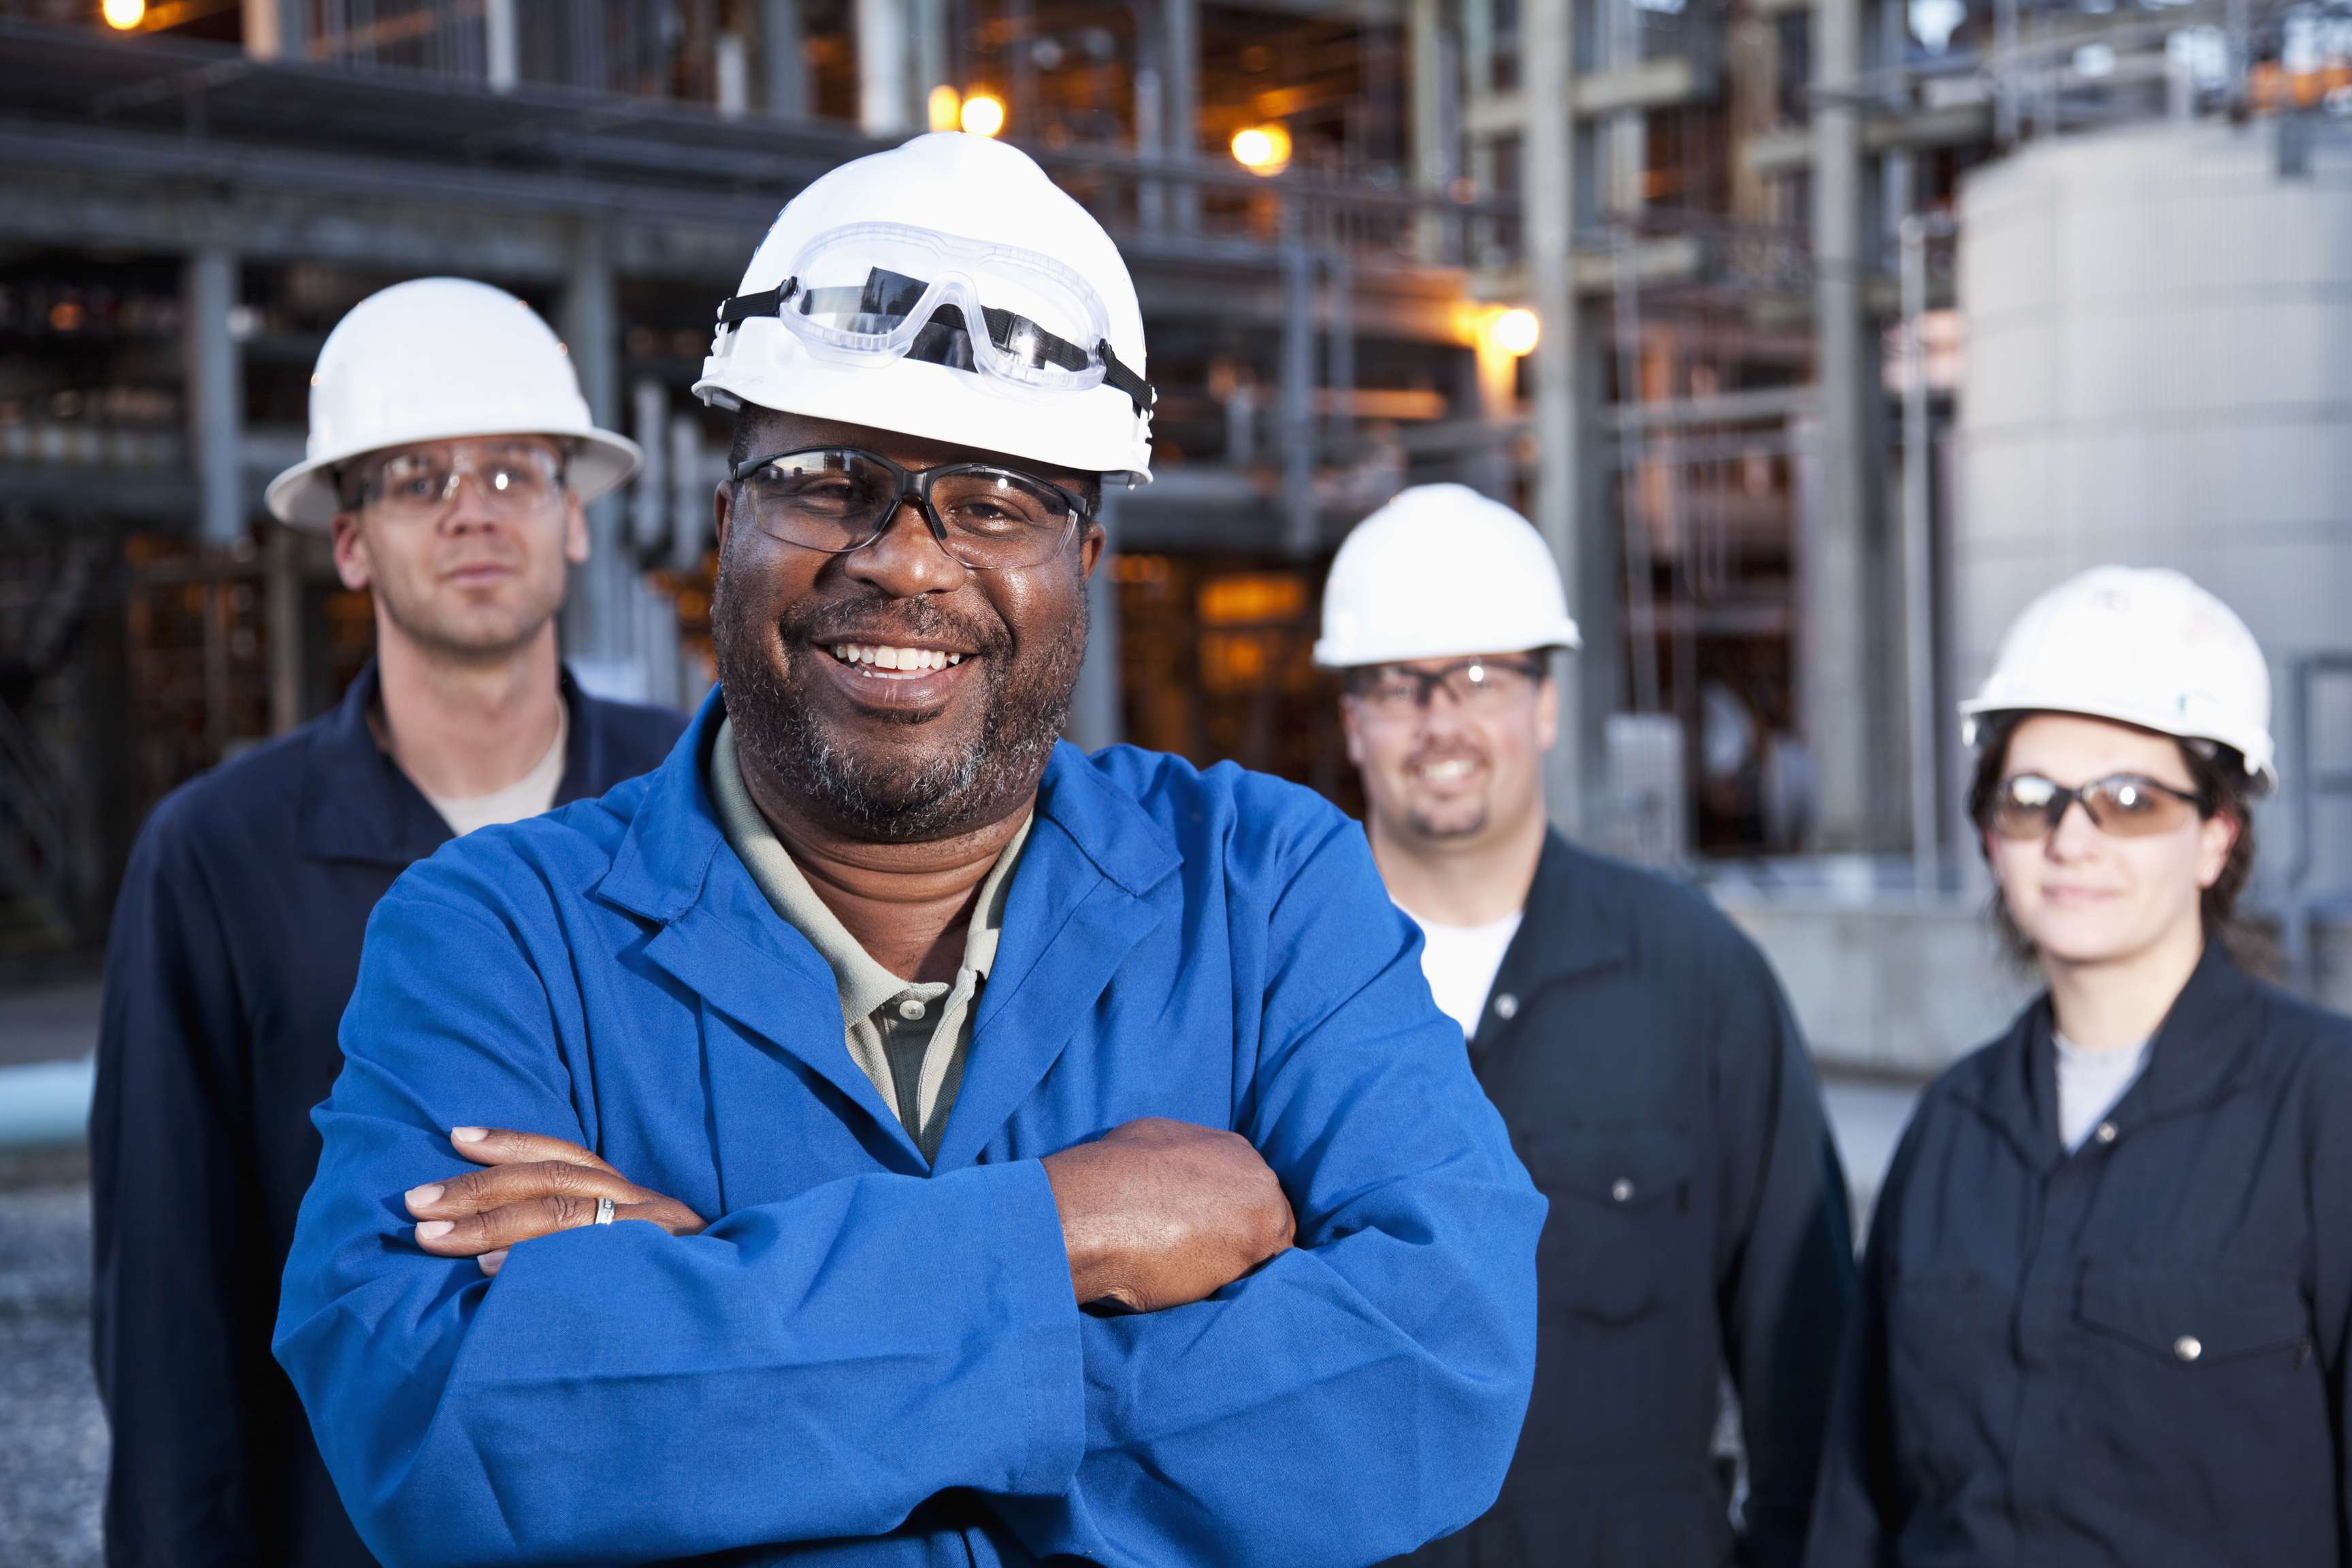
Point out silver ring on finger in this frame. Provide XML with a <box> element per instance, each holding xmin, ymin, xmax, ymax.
<box><xmin>593</xmin><ymin>1194</ymin><xmax>615</xmax><ymax>1226</ymax></box>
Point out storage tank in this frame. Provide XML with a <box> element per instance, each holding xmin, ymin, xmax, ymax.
<box><xmin>1956</xmin><ymin>116</ymin><xmax>2352</xmax><ymax>896</ymax></box>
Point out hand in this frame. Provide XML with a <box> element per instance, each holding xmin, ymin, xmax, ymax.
<box><xmin>404</xmin><ymin>1126</ymin><xmax>706</xmax><ymax>1276</ymax></box>
<box><xmin>1040</xmin><ymin>1117</ymin><xmax>1296</xmax><ymax>1313</ymax></box>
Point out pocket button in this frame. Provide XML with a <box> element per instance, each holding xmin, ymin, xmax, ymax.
<box><xmin>2173</xmin><ymin>1335</ymin><xmax>2203</xmax><ymax>1363</ymax></box>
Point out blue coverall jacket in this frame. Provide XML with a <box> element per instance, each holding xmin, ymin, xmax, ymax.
<box><xmin>275</xmin><ymin>696</ymin><xmax>1546</xmax><ymax>1568</ymax></box>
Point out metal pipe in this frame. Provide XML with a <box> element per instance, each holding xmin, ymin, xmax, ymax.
<box><xmin>1279</xmin><ymin>218</ymin><xmax>1318</xmax><ymax>558</ymax></box>
<box><xmin>1899</xmin><ymin>211</ymin><xmax>1946</xmax><ymax>894</ymax></box>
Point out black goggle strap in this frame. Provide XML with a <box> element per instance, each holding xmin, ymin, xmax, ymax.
<box><xmin>716</xmin><ymin>272</ymin><xmax>1156</xmax><ymax>419</ymax></box>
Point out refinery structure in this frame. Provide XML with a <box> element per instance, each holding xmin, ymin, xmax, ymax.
<box><xmin>3</xmin><ymin>0</ymin><xmax>2351</xmax><ymax>1041</ymax></box>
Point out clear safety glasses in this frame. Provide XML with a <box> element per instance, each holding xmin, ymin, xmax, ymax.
<box><xmin>1350</xmin><ymin>658</ymin><xmax>1548</xmax><ymax>721</ymax></box>
<box><xmin>1984</xmin><ymin>772</ymin><xmax>2210</xmax><ymax>843</ymax></box>
<box><xmin>347</xmin><ymin>441</ymin><xmax>567</xmax><ymax>523</ymax></box>
<box><xmin>730</xmin><ymin>446</ymin><xmax>1088</xmax><ymax>571</ymax></box>
<box><xmin>715</xmin><ymin>223</ymin><xmax>1154</xmax><ymax>415</ymax></box>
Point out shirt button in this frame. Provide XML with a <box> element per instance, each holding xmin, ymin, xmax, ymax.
<box><xmin>896</xmin><ymin>998</ymin><xmax>927</xmax><ymax>1022</ymax></box>
<box><xmin>2095</xmin><ymin>1122</ymin><xmax>2118</xmax><ymax>1145</ymax></box>
<box><xmin>2173</xmin><ymin>1335</ymin><xmax>2202</xmax><ymax>1362</ymax></box>
<box><xmin>1492</xmin><ymin>994</ymin><xmax>1519</xmax><ymax>1021</ymax></box>
<box><xmin>1610</xmin><ymin>1178</ymin><xmax>1635</xmax><ymax>1203</ymax></box>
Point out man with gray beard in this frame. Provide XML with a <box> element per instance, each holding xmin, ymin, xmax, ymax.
<box><xmin>273</xmin><ymin>135</ymin><xmax>1542</xmax><ymax>1568</ymax></box>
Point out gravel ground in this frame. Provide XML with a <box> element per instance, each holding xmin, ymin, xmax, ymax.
<box><xmin>0</xmin><ymin>1146</ymin><xmax>104</xmax><ymax>1568</ymax></box>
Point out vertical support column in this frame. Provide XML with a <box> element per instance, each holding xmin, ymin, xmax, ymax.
<box><xmin>1324</xmin><ymin>249</ymin><xmax>1354</xmax><ymax>465</ymax></box>
<box><xmin>265</xmin><ymin>522</ymin><xmax>303</xmax><ymax>734</ymax></box>
<box><xmin>762</xmin><ymin>0</ymin><xmax>810</xmax><ymax>120</ymax></box>
<box><xmin>1067</xmin><ymin>489</ymin><xmax>1124</xmax><ymax>751</ymax></box>
<box><xmin>186</xmin><ymin>248</ymin><xmax>244</xmax><ymax>549</ymax></box>
<box><xmin>561</xmin><ymin>229</ymin><xmax>630</xmax><ymax>680</ymax></box>
<box><xmin>1409</xmin><ymin>0</ymin><xmax>1451</xmax><ymax>261</ymax></box>
<box><xmin>1163</xmin><ymin>0</ymin><xmax>1200</xmax><ymax>230</ymax></box>
<box><xmin>1898</xmin><ymin>214</ymin><xmax>1939</xmax><ymax>891</ymax></box>
<box><xmin>1525</xmin><ymin>0</ymin><xmax>1595</xmax><ymax>838</ymax></box>
<box><xmin>911</xmin><ymin>0</ymin><xmax>948</xmax><ymax>120</ymax></box>
<box><xmin>1806</xmin><ymin>0</ymin><xmax>1878</xmax><ymax>850</ymax></box>
<box><xmin>1606</xmin><ymin>0</ymin><xmax>1646</xmax><ymax>216</ymax></box>
<box><xmin>1279</xmin><ymin>225</ymin><xmax>1319</xmax><ymax>559</ymax></box>
<box><xmin>858</xmin><ymin>0</ymin><xmax>911</xmax><ymax>137</ymax></box>
<box><xmin>485</xmin><ymin>0</ymin><xmax>519</xmax><ymax>90</ymax></box>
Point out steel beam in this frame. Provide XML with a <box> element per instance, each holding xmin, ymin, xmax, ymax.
<box><xmin>1805</xmin><ymin>0</ymin><xmax>1881</xmax><ymax>850</ymax></box>
<box><xmin>185</xmin><ymin>247</ymin><xmax>244</xmax><ymax>548</ymax></box>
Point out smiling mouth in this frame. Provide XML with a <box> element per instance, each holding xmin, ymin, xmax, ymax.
<box><xmin>1413</xmin><ymin>756</ymin><xmax>1483</xmax><ymax>784</ymax></box>
<box><xmin>827</xmin><ymin>642</ymin><xmax>968</xmax><ymax>679</ymax></box>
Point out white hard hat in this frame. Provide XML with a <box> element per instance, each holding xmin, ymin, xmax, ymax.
<box><xmin>695</xmin><ymin>133</ymin><xmax>1154</xmax><ymax>485</ymax></box>
<box><xmin>1313</xmin><ymin>484</ymin><xmax>1581</xmax><ymax>669</ymax></box>
<box><xmin>265</xmin><ymin>278</ymin><xmax>642</xmax><ymax>529</ymax></box>
<box><xmin>1959</xmin><ymin>565</ymin><xmax>2275</xmax><ymax>792</ymax></box>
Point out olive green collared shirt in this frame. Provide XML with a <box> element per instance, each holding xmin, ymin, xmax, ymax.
<box><xmin>708</xmin><ymin>719</ymin><xmax>1030</xmax><ymax>1161</ymax></box>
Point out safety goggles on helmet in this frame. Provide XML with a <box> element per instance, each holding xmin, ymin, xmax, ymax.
<box><xmin>715</xmin><ymin>223</ymin><xmax>1154</xmax><ymax>417</ymax></box>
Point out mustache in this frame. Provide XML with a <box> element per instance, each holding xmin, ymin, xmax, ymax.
<box><xmin>774</xmin><ymin>589</ymin><xmax>1011</xmax><ymax>659</ymax></box>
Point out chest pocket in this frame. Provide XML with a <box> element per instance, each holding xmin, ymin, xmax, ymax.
<box><xmin>2076</xmin><ymin>1262</ymin><xmax>2308</xmax><ymax>1366</ymax></box>
<box><xmin>2069</xmin><ymin>1261</ymin><xmax>2329</xmax><ymax>1528</ymax></box>
<box><xmin>1520</xmin><ymin>1122</ymin><xmax>1693</xmax><ymax>1325</ymax></box>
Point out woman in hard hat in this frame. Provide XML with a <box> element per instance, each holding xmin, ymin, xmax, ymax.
<box><xmin>1804</xmin><ymin>566</ymin><xmax>2352</xmax><ymax>1567</ymax></box>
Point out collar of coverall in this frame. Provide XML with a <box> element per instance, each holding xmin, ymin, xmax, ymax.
<box><xmin>296</xmin><ymin>658</ymin><xmax>604</xmax><ymax>866</ymax></box>
<box><xmin>592</xmin><ymin>686</ymin><xmax>1183</xmax><ymax>928</ymax></box>
<box><xmin>1944</xmin><ymin>940</ymin><xmax>2264</xmax><ymax>1171</ymax></box>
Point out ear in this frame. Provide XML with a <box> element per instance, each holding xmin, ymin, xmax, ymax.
<box><xmin>1339</xmin><ymin>695</ymin><xmax>1367</xmax><ymax>769</ymax></box>
<box><xmin>1077</xmin><ymin>519</ymin><xmax>1105</xmax><ymax>580</ymax></box>
<box><xmin>713</xmin><ymin>479</ymin><xmax>734</xmax><ymax>559</ymax></box>
<box><xmin>330</xmin><ymin>512</ymin><xmax>373</xmax><ymax>591</ymax></box>
<box><xmin>2195</xmin><ymin>809</ymin><xmax>2240</xmax><ymax>891</ymax></box>
<box><xmin>1533</xmin><ymin>673</ymin><xmax>1559</xmax><ymax>753</ymax></box>
<box><xmin>563</xmin><ymin>491</ymin><xmax>591</xmax><ymax>565</ymax></box>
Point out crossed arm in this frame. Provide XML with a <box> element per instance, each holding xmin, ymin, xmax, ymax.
<box><xmin>276</xmin><ymin>826</ymin><xmax>1541</xmax><ymax>1567</ymax></box>
<box><xmin>406</xmin><ymin>1115</ymin><xmax>1295</xmax><ymax>1316</ymax></box>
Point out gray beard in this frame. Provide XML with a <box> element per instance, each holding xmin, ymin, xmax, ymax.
<box><xmin>713</xmin><ymin>575</ymin><xmax>1085</xmax><ymax>844</ymax></box>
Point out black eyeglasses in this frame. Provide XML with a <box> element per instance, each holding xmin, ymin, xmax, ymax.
<box><xmin>1984</xmin><ymin>772</ymin><xmax>2210</xmax><ymax>843</ymax></box>
<box><xmin>729</xmin><ymin>446</ymin><xmax>1090</xmax><ymax>571</ymax></box>
<box><xmin>1348</xmin><ymin>657</ymin><xmax>1548</xmax><ymax>718</ymax></box>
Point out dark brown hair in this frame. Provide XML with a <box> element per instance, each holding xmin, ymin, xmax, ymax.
<box><xmin>1965</xmin><ymin>712</ymin><xmax>2270</xmax><ymax>975</ymax></box>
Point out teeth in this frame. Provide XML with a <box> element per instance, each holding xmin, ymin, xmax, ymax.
<box><xmin>1418</xmin><ymin>758</ymin><xmax>1476</xmax><ymax>781</ymax></box>
<box><xmin>826</xmin><ymin>643</ymin><xmax>964</xmax><ymax>674</ymax></box>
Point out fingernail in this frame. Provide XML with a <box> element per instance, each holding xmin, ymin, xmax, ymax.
<box><xmin>478</xmin><ymin>1250</ymin><xmax>508</xmax><ymax>1275</ymax></box>
<box><xmin>406</xmin><ymin>1183</ymin><xmax>444</xmax><ymax>1207</ymax></box>
<box><xmin>415</xmin><ymin>1220</ymin><xmax>454</xmax><ymax>1241</ymax></box>
<box><xmin>451</xmin><ymin>1126</ymin><xmax>487</xmax><ymax>1143</ymax></box>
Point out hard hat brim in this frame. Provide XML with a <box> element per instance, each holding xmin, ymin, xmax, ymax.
<box><xmin>1956</xmin><ymin>694</ymin><xmax>2278</xmax><ymax>795</ymax></box>
<box><xmin>1311</xmin><ymin>617</ymin><xmax>1583</xmax><ymax>670</ymax></box>
<box><xmin>265</xmin><ymin>426</ymin><xmax>643</xmax><ymax>530</ymax></box>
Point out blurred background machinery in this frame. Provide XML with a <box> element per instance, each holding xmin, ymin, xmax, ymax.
<box><xmin>0</xmin><ymin>0</ymin><xmax>2349</xmax><ymax>1047</ymax></box>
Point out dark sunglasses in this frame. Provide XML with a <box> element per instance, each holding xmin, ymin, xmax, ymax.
<box><xmin>1984</xmin><ymin>772</ymin><xmax>2210</xmax><ymax>843</ymax></box>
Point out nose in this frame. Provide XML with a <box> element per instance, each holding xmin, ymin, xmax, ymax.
<box><xmin>1414</xmin><ymin>681</ymin><xmax>1472</xmax><ymax>738</ymax></box>
<box><xmin>2043</xmin><ymin>794</ymin><xmax>2102</xmax><ymax>861</ymax></box>
<box><xmin>838</xmin><ymin>497</ymin><xmax>969</xmax><ymax>597</ymax></box>
<box><xmin>435</xmin><ymin>471</ymin><xmax>502</xmax><ymax>532</ymax></box>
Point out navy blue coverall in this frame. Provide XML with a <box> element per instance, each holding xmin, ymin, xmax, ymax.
<box><xmin>90</xmin><ymin>662</ymin><xmax>682</xmax><ymax>1568</ymax></box>
<box><xmin>1396</xmin><ymin>833</ymin><xmax>1855</xmax><ymax>1568</ymax></box>
<box><xmin>1805</xmin><ymin>943</ymin><xmax>2352</xmax><ymax>1567</ymax></box>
